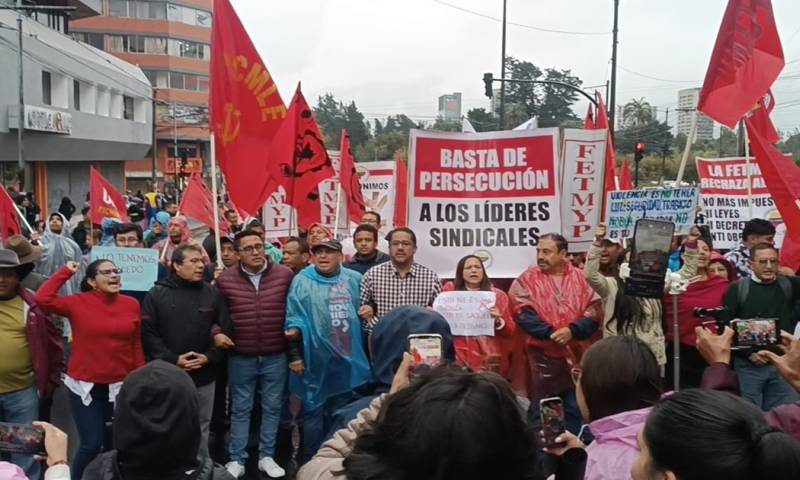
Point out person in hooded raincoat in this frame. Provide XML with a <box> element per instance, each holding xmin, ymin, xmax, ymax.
<box><xmin>35</xmin><ymin>213</ymin><xmax>82</xmax><ymax>297</ymax></box>
<box><xmin>284</xmin><ymin>239</ymin><xmax>371</xmax><ymax>463</ymax></box>
<box><xmin>152</xmin><ymin>215</ymin><xmax>209</xmax><ymax>266</ymax></box>
<box><xmin>143</xmin><ymin>211</ymin><xmax>170</xmax><ymax>248</ymax></box>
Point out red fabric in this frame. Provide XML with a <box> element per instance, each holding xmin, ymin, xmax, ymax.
<box><xmin>583</xmin><ymin>104</ymin><xmax>595</xmax><ymax>129</ymax></box>
<box><xmin>210</xmin><ymin>0</ymin><xmax>286</xmax><ymax>216</ymax></box>
<box><xmin>591</xmin><ymin>92</ymin><xmax>618</xmax><ymax>196</ymax></box>
<box><xmin>747</xmin><ymin>90</ymin><xmax>780</xmax><ymax>144</ymax></box>
<box><xmin>663</xmin><ymin>276</ymin><xmax>729</xmax><ymax>345</ymax></box>
<box><xmin>747</xmin><ymin>119</ymin><xmax>800</xmax><ymax>242</ymax></box>
<box><xmin>393</xmin><ymin>150</ymin><xmax>408</xmax><ymax>227</ymax></box>
<box><xmin>179</xmin><ymin>174</ymin><xmax>229</xmax><ymax>234</ymax></box>
<box><xmin>698</xmin><ymin>0</ymin><xmax>784</xmax><ymax>128</ymax></box>
<box><xmin>35</xmin><ymin>266</ymin><xmax>144</xmax><ymax>384</ymax></box>
<box><xmin>780</xmin><ymin>237</ymin><xmax>800</xmax><ymax>273</ymax></box>
<box><xmin>266</xmin><ymin>85</ymin><xmax>335</xmax><ymax>228</ymax></box>
<box><xmin>339</xmin><ymin>129</ymin><xmax>366</xmax><ymax>224</ymax></box>
<box><xmin>214</xmin><ymin>261</ymin><xmax>294</xmax><ymax>356</ymax></box>
<box><xmin>89</xmin><ymin>166</ymin><xmax>129</xmax><ymax>224</ymax></box>
<box><xmin>0</xmin><ymin>184</ymin><xmax>21</xmax><ymax>239</ymax></box>
<box><xmin>619</xmin><ymin>158</ymin><xmax>634</xmax><ymax>190</ymax></box>
<box><xmin>20</xmin><ymin>289</ymin><xmax>63</xmax><ymax>398</ymax></box>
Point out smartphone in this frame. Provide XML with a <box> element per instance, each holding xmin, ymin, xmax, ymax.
<box><xmin>0</xmin><ymin>422</ymin><xmax>45</xmax><ymax>456</ymax></box>
<box><xmin>624</xmin><ymin>219</ymin><xmax>675</xmax><ymax>298</ymax></box>
<box><xmin>408</xmin><ymin>334</ymin><xmax>443</xmax><ymax>370</ymax></box>
<box><xmin>540</xmin><ymin>397</ymin><xmax>566</xmax><ymax>449</ymax></box>
<box><xmin>731</xmin><ymin>319</ymin><xmax>779</xmax><ymax>350</ymax></box>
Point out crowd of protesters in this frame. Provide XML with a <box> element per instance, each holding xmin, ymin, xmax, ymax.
<box><xmin>0</xmin><ymin>188</ymin><xmax>800</xmax><ymax>480</ymax></box>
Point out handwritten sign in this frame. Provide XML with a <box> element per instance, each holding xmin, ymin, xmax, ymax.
<box><xmin>605</xmin><ymin>187</ymin><xmax>699</xmax><ymax>240</ymax></box>
<box><xmin>432</xmin><ymin>291</ymin><xmax>496</xmax><ymax>337</ymax></box>
<box><xmin>90</xmin><ymin>246</ymin><xmax>159</xmax><ymax>292</ymax></box>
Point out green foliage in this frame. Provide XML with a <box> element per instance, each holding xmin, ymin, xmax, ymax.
<box><xmin>314</xmin><ymin>93</ymin><xmax>371</xmax><ymax>149</ymax></box>
<box><xmin>354</xmin><ymin>132</ymin><xmax>407</xmax><ymax>163</ymax></box>
<box><xmin>466</xmin><ymin>108</ymin><xmax>497</xmax><ymax>132</ymax></box>
<box><xmin>778</xmin><ymin>129</ymin><xmax>800</xmax><ymax>162</ymax></box>
<box><xmin>431</xmin><ymin>116</ymin><xmax>462</xmax><ymax>132</ymax></box>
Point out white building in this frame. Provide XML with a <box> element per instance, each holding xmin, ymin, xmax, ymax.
<box><xmin>0</xmin><ymin>1</ymin><xmax>152</xmax><ymax>214</ymax></box>
<box><xmin>438</xmin><ymin>92</ymin><xmax>462</xmax><ymax>121</ymax></box>
<box><xmin>677</xmin><ymin>88</ymin><xmax>714</xmax><ymax>141</ymax></box>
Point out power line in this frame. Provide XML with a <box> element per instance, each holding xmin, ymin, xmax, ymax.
<box><xmin>619</xmin><ymin>66</ymin><xmax>699</xmax><ymax>83</ymax></box>
<box><xmin>432</xmin><ymin>0</ymin><xmax>611</xmax><ymax>36</ymax></box>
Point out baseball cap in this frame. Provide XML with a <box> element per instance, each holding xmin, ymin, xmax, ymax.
<box><xmin>311</xmin><ymin>239</ymin><xmax>343</xmax><ymax>253</ymax></box>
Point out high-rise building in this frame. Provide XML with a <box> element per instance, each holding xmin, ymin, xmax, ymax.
<box><xmin>0</xmin><ymin>1</ymin><xmax>152</xmax><ymax>214</ymax></box>
<box><xmin>490</xmin><ymin>88</ymin><xmax>502</xmax><ymax>115</ymax></box>
<box><xmin>438</xmin><ymin>92</ymin><xmax>462</xmax><ymax>121</ymax></box>
<box><xmin>677</xmin><ymin>88</ymin><xmax>714</xmax><ymax>141</ymax></box>
<box><xmin>71</xmin><ymin>0</ymin><xmax>212</xmax><ymax>190</ymax></box>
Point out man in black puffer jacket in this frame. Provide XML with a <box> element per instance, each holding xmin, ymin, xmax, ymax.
<box><xmin>83</xmin><ymin>360</ymin><xmax>234</xmax><ymax>480</ymax></box>
<box><xmin>140</xmin><ymin>244</ymin><xmax>228</xmax><ymax>460</ymax></box>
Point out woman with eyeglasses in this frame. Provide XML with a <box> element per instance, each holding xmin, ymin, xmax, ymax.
<box><xmin>543</xmin><ymin>336</ymin><xmax>662</xmax><ymax>480</ymax></box>
<box><xmin>35</xmin><ymin>259</ymin><xmax>144</xmax><ymax>479</ymax></box>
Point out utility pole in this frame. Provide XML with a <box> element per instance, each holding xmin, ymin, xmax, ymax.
<box><xmin>661</xmin><ymin>107</ymin><xmax>670</xmax><ymax>183</ymax></box>
<box><xmin>151</xmin><ymin>97</ymin><xmax>158</xmax><ymax>189</ymax></box>
<box><xmin>499</xmin><ymin>0</ymin><xmax>507</xmax><ymax>130</ymax></box>
<box><xmin>609</xmin><ymin>0</ymin><xmax>620</xmax><ymax>131</ymax></box>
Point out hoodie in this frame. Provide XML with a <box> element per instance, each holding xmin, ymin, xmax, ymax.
<box><xmin>583</xmin><ymin>407</ymin><xmax>651</xmax><ymax>480</ymax></box>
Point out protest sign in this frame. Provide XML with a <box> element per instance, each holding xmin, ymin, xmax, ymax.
<box><xmin>408</xmin><ymin>129</ymin><xmax>561</xmax><ymax>278</ymax></box>
<box><xmin>432</xmin><ymin>291</ymin><xmax>496</xmax><ymax>337</ymax></box>
<box><xmin>696</xmin><ymin>157</ymin><xmax>785</xmax><ymax>249</ymax></box>
<box><xmin>561</xmin><ymin>129</ymin><xmax>608</xmax><ymax>252</ymax></box>
<box><xmin>604</xmin><ymin>188</ymin><xmax>699</xmax><ymax>240</ymax></box>
<box><xmin>90</xmin><ymin>246</ymin><xmax>159</xmax><ymax>292</ymax></box>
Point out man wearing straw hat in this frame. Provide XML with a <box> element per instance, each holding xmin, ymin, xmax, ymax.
<box><xmin>4</xmin><ymin>235</ymin><xmax>47</xmax><ymax>291</ymax></box>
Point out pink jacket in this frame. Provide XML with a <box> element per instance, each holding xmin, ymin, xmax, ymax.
<box><xmin>583</xmin><ymin>407</ymin><xmax>651</xmax><ymax>480</ymax></box>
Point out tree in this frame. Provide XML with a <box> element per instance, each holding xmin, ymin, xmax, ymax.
<box><xmin>779</xmin><ymin>129</ymin><xmax>800</xmax><ymax>162</ymax></box>
<box><xmin>313</xmin><ymin>93</ymin><xmax>371</xmax><ymax>149</ymax></box>
<box><xmin>466</xmin><ymin>108</ymin><xmax>497</xmax><ymax>132</ymax></box>
<box><xmin>374</xmin><ymin>119</ymin><xmax>384</xmax><ymax>136</ymax></box>
<box><xmin>536</xmin><ymin>68</ymin><xmax>582</xmax><ymax>128</ymax></box>
<box><xmin>354</xmin><ymin>132</ymin><xmax>407</xmax><ymax>163</ymax></box>
<box><xmin>382</xmin><ymin>114</ymin><xmax>419</xmax><ymax>135</ymax></box>
<box><xmin>621</xmin><ymin>98</ymin><xmax>654</xmax><ymax>128</ymax></box>
<box><xmin>431</xmin><ymin>117</ymin><xmax>461</xmax><ymax>132</ymax></box>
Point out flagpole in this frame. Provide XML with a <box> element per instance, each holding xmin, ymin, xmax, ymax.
<box><xmin>333</xmin><ymin>182</ymin><xmax>343</xmax><ymax>238</ymax></box>
<box><xmin>675</xmin><ymin>109</ymin><xmax>698</xmax><ymax>185</ymax></box>
<box><xmin>743</xmin><ymin>122</ymin><xmax>754</xmax><ymax>219</ymax></box>
<box><xmin>11</xmin><ymin>203</ymin><xmax>32</xmax><ymax>234</ymax></box>
<box><xmin>210</xmin><ymin>133</ymin><xmax>223</xmax><ymax>269</ymax></box>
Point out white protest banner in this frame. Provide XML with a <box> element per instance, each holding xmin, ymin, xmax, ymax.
<box><xmin>351</xmin><ymin>161</ymin><xmax>396</xmax><ymax>236</ymax></box>
<box><xmin>90</xmin><ymin>246</ymin><xmax>159</xmax><ymax>292</ymax></box>
<box><xmin>561</xmin><ymin>129</ymin><xmax>607</xmax><ymax>252</ymax></box>
<box><xmin>432</xmin><ymin>291</ymin><xmax>496</xmax><ymax>337</ymax></box>
<box><xmin>408</xmin><ymin>128</ymin><xmax>561</xmax><ymax>278</ymax></box>
<box><xmin>605</xmin><ymin>188</ymin><xmax>699</xmax><ymax>240</ymax></box>
<box><xmin>696</xmin><ymin>157</ymin><xmax>785</xmax><ymax>249</ymax></box>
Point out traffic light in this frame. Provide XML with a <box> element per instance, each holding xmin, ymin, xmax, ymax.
<box><xmin>634</xmin><ymin>142</ymin><xmax>646</xmax><ymax>163</ymax></box>
<box><xmin>483</xmin><ymin>72</ymin><xmax>494</xmax><ymax>98</ymax></box>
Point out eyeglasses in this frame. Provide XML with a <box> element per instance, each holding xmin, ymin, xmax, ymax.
<box><xmin>570</xmin><ymin>368</ymin><xmax>581</xmax><ymax>385</ymax></box>
<box><xmin>97</xmin><ymin>268</ymin><xmax>122</xmax><ymax>276</ymax></box>
<box><xmin>238</xmin><ymin>244</ymin><xmax>264</xmax><ymax>254</ymax></box>
<box><xmin>755</xmin><ymin>259</ymin><xmax>778</xmax><ymax>266</ymax></box>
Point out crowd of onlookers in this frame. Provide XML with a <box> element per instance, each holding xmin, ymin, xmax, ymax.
<box><xmin>0</xmin><ymin>189</ymin><xmax>799</xmax><ymax>479</ymax></box>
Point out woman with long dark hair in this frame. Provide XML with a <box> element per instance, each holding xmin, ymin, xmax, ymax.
<box><xmin>35</xmin><ymin>259</ymin><xmax>144</xmax><ymax>479</ymax></box>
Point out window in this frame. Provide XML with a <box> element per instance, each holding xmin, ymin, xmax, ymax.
<box><xmin>108</xmin><ymin>0</ymin><xmax>128</xmax><ymax>17</ymax></box>
<box><xmin>180</xmin><ymin>6</ymin><xmax>194</xmax><ymax>25</ymax></box>
<box><xmin>87</xmin><ymin>33</ymin><xmax>104</xmax><ymax>49</ymax></box>
<box><xmin>166</xmin><ymin>3</ymin><xmax>180</xmax><ymax>21</ymax></box>
<box><xmin>184</xmin><ymin>74</ymin><xmax>198</xmax><ymax>91</ymax></box>
<box><xmin>73</xmin><ymin>80</ymin><xmax>80</xmax><ymax>111</ymax></box>
<box><xmin>169</xmin><ymin>72</ymin><xmax>184</xmax><ymax>90</ymax></box>
<box><xmin>107</xmin><ymin>35</ymin><xmax>124</xmax><ymax>52</ymax></box>
<box><xmin>144</xmin><ymin>37</ymin><xmax>167</xmax><ymax>54</ymax></box>
<box><xmin>42</xmin><ymin>71</ymin><xmax>52</xmax><ymax>105</ymax></box>
<box><xmin>148</xmin><ymin>1</ymin><xmax>166</xmax><ymax>19</ymax></box>
<box><xmin>128</xmin><ymin>35</ymin><xmax>145</xmax><ymax>53</ymax></box>
<box><xmin>196</xmin><ymin>10</ymin><xmax>211</xmax><ymax>27</ymax></box>
<box><xmin>123</xmin><ymin>96</ymin><xmax>134</xmax><ymax>120</ymax></box>
<box><xmin>198</xmin><ymin>76</ymin><xmax>209</xmax><ymax>93</ymax></box>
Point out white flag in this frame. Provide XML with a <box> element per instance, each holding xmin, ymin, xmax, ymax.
<box><xmin>462</xmin><ymin>118</ymin><xmax>477</xmax><ymax>133</ymax></box>
<box><xmin>513</xmin><ymin>117</ymin><xmax>538</xmax><ymax>130</ymax></box>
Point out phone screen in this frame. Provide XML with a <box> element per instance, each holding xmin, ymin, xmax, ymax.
<box><xmin>408</xmin><ymin>335</ymin><xmax>443</xmax><ymax>369</ymax></box>
<box><xmin>540</xmin><ymin>397</ymin><xmax>566</xmax><ymax>448</ymax></box>
<box><xmin>0</xmin><ymin>422</ymin><xmax>45</xmax><ymax>456</ymax></box>
<box><xmin>625</xmin><ymin>219</ymin><xmax>675</xmax><ymax>298</ymax></box>
<box><xmin>732</xmin><ymin>319</ymin><xmax>779</xmax><ymax>349</ymax></box>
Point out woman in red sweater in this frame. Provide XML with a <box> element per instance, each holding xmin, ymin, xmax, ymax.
<box><xmin>35</xmin><ymin>259</ymin><xmax>144</xmax><ymax>479</ymax></box>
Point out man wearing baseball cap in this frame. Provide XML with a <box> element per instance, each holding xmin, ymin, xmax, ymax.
<box><xmin>284</xmin><ymin>239</ymin><xmax>371</xmax><ymax>463</ymax></box>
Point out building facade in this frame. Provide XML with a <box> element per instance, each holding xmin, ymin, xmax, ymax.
<box><xmin>0</xmin><ymin>1</ymin><xmax>152</xmax><ymax>216</ymax></box>
<box><xmin>438</xmin><ymin>92</ymin><xmax>462</xmax><ymax>121</ymax></box>
<box><xmin>677</xmin><ymin>88</ymin><xmax>714</xmax><ymax>141</ymax></box>
<box><xmin>71</xmin><ymin>0</ymin><xmax>211</xmax><ymax>191</ymax></box>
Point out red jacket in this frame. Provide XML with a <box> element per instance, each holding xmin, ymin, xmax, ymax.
<box><xmin>214</xmin><ymin>261</ymin><xmax>294</xmax><ymax>356</ymax></box>
<box><xmin>35</xmin><ymin>266</ymin><xmax>144</xmax><ymax>384</ymax></box>
<box><xmin>19</xmin><ymin>288</ymin><xmax>63</xmax><ymax>398</ymax></box>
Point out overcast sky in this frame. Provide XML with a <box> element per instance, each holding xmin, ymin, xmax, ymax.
<box><xmin>231</xmin><ymin>0</ymin><xmax>800</xmax><ymax>134</ymax></box>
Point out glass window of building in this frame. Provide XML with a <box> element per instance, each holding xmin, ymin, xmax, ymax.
<box><xmin>109</xmin><ymin>0</ymin><xmax>128</xmax><ymax>17</ymax></box>
<box><xmin>42</xmin><ymin>71</ymin><xmax>52</xmax><ymax>105</ymax></box>
<box><xmin>73</xmin><ymin>80</ymin><xmax>81</xmax><ymax>111</ymax></box>
<box><xmin>123</xmin><ymin>95</ymin><xmax>134</xmax><ymax>120</ymax></box>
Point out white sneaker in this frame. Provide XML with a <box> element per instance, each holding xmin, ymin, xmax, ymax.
<box><xmin>258</xmin><ymin>457</ymin><xmax>285</xmax><ymax>478</ymax></box>
<box><xmin>225</xmin><ymin>461</ymin><xmax>245</xmax><ymax>479</ymax></box>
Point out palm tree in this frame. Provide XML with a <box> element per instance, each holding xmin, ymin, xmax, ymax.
<box><xmin>622</xmin><ymin>98</ymin><xmax>654</xmax><ymax>128</ymax></box>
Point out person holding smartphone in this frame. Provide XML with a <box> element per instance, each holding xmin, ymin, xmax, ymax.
<box><xmin>35</xmin><ymin>259</ymin><xmax>144</xmax><ymax>479</ymax></box>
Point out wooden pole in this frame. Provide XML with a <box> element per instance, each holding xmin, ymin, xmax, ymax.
<box><xmin>210</xmin><ymin>133</ymin><xmax>223</xmax><ymax>268</ymax></box>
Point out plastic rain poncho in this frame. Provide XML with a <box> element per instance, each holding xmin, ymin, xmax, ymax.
<box><xmin>35</xmin><ymin>212</ymin><xmax>82</xmax><ymax>295</ymax></box>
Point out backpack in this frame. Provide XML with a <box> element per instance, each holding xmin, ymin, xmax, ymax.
<box><xmin>736</xmin><ymin>276</ymin><xmax>792</xmax><ymax>311</ymax></box>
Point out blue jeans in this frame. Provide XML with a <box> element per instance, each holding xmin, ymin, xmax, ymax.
<box><xmin>734</xmin><ymin>357</ymin><xmax>800</xmax><ymax>411</ymax></box>
<box><xmin>68</xmin><ymin>384</ymin><xmax>114</xmax><ymax>480</ymax></box>
<box><xmin>0</xmin><ymin>385</ymin><xmax>40</xmax><ymax>479</ymax></box>
<box><xmin>301</xmin><ymin>393</ymin><xmax>355</xmax><ymax>463</ymax></box>
<box><xmin>228</xmin><ymin>353</ymin><xmax>288</xmax><ymax>463</ymax></box>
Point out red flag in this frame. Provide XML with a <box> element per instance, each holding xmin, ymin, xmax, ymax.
<box><xmin>339</xmin><ymin>129</ymin><xmax>366</xmax><ymax>224</ymax></box>
<box><xmin>698</xmin><ymin>0</ymin><xmax>784</xmax><ymax>128</ymax></box>
<box><xmin>591</xmin><ymin>92</ymin><xmax>619</xmax><ymax>194</ymax></box>
<box><xmin>619</xmin><ymin>159</ymin><xmax>634</xmax><ymax>190</ymax></box>
<box><xmin>0</xmin><ymin>185</ymin><xmax>21</xmax><ymax>239</ymax></box>
<box><xmin>393</xmin><ymin>150</ymin><xmax>408</xmax><ymax>228</ymax></box>
<box><xmin>210</xmin><ymin>0</ymin><xmax>286</xmax><ymax>216</ymax></box>
<box><xmin>583</xmin><ymin>104</ymin><xmax>595</xmax><ymax>129</ymax></box>
<box><xmin>780</xmin><ymin>236</ymin><xmax>800</xmax><ymax>273</ymax></box>
<box><xmin>746</xmin><ymin>90</ymin><xmax>780</xmax><ymax>144</ymax></box>
<box><xmin>266</xmin><ymin>84</ymin><xmax>335</xmax><ymax>229</ymax></box>
<box><xmin>90</xmin><ymin>166</ymin><xmax>129</xmax><ymax>224</ymax></box>
<box><xmin>180</xmin><ymin>174</ymin><xmax>229</xmax><ymax>234</ymax></box>
<box><xmin>746</xmin><ymin>119</ymin><xmax>800</xmax><ymax>242</ymax></box>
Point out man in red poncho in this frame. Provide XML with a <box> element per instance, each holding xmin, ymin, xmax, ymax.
<box><xmin>509</xmin><ymin>233</ymin><xmax>602</xmax><ymax>438</ymax></box>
